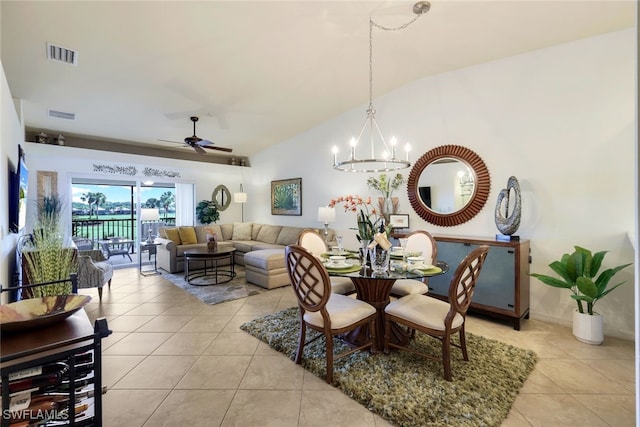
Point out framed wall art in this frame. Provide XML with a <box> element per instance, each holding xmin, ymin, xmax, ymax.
<box><xmin>37</xmin><ymin>171</ymin><xmax>58</xmax><ymax>202</ymax></box>
<box><xmin>389</xmin><ymin>214</ymin><xmax>410</xmax><ymax>229</ymax></box>
<box><xmin>271</xmin><ymin>178</ymin><xmax>302</xmax><ymax>216</ymax></box>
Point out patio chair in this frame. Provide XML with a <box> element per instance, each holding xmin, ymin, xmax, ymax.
<box><xmin>284</xmin><ymin>244</ymin><xmax>377</xmax><ymax>384</ymax></box>
<box><xmin>101</xmin><ymin>237</ymin><xmax>132</xmax><ymax>261</ymax></box>
<box><xmin>384</xmin><ymin>245</ymin><xmax>489</xmax><ymax>381</ymax></box>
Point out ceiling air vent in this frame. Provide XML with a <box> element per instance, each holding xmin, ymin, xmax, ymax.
<box><xmin>46</xmin><ymin>42</ymin><xmax>78</xmax><ymax>66</ymax></box>
<box><xmin>48</xmin><ymin>109</ymin><xmax>75</xmax><ymax>120</ymax></box>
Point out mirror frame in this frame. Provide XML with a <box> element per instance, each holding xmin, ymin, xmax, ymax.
<box><xmin>212</xmin><ymin>184</ymin><xmax>231</xmax><ymax>211</ymax></box>
<box><xmin>407</xmin><ymin>145</ymin><xmax>491</xmax><ymax>227</ymax></box>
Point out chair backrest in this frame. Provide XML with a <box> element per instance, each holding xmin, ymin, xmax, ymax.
<box><xmin>447</xmin><ymin>245</ymin><xmax>490</xmax><ymax>318</ymax></box>
<box><xmin>297</xmin><ymin>230</ymin><xmax>327</xmax><ymax>258</ymax></box>
<box><xmin>285</xmin><ymin>245</ymin><xmax>331</xmax><ymax>313</ymax></box>
<box><xmin>405</xmin><ymin>230</ymin><xmax>437</xmax><ymax>263</ymax></box>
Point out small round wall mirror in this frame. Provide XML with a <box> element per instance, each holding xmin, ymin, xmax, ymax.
<box><xmin>407</xmin><ymin>145</ymin><xmax>490</xmax><ymax>227</ymax></box>
<box><xmin>212</xmin><ymin>185</ymin><xmax>231</xmax><ymax>211</ymax></box>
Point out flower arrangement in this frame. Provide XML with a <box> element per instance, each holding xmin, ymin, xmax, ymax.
<box><xmin>329</xmin><ymin>195</ymin><xmax>390</xmax><ymax>242</ymax></box>
<box><xmin>366</xmin><ymin>173</ymin><xmax>404</xmax><ymax>221</ymax></box>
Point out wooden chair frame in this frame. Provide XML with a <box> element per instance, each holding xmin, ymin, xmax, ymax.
<box><xmin>384</xmin><ymin>245</ymin><xmax>489</xmax><ymax>381</ymax></box>
<box><xmin>285</xmin><ymin>245</ymin><xmax>376</xmax><ymax>383</ymax></box>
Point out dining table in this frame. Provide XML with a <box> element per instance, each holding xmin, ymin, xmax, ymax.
<box><xmin>323</xmin><ymin>251</ymin><xmax>448</xmax><ymax>351</ymax></box>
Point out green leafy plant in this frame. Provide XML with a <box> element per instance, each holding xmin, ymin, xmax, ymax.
<box><xmin>531</xmin><ymin>246</ymin><xmax>631</xmax><ymax>315</ymax></box>
<box><xmin>329</xmin><ymin>195</ymin><xmax>391</xmax><ymax>242</ymax></box>
<box><xmin>196</xmin><ymin>200</ymin><xmax>220</xmax><ymax>224</ymax></box>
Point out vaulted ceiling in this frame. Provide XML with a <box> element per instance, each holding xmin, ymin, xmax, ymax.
<box><xmin>1</xmin><ymin>1</ymin><xmax>635</xmax><ymax>163</ymax></box>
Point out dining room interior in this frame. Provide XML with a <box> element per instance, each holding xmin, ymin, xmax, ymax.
<box><xmin>0</xmin><ymin>1</ymin><xmax>637</xmax><ymax>426</ymax></box>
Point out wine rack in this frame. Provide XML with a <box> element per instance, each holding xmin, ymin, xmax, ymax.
<box><xmin>1</xmin><ymin>311</ymin><xmax>110</xmax><ymax>427</ymax></box>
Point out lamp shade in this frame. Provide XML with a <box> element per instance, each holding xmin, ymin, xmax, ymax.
<box><xmin>233</xmin><ymin>192</ymin><xmax>248</xmax><ymax>203</ymax></box>
<box><xmin>140</xmin><ymin>208</ymin><xmax>160</xmax><ymax>221</ymax></box>
<box><xmin>317</xmin><ymin>206</ymin><xmax>336</xmax><ymax>223</ymax></box>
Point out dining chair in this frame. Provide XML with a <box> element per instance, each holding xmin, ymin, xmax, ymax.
<box><xmin>391</xmin><ymin>230</ymin><xmax>438</xmax><ymax>297</ymax></box>
<box><xmin>284</xmin><ymin>244</ymin><xmax>377</xmax><ymax>384</ymax></box>
<box><xmin>101</xmin><ymin>237</ymin><xmax>132</xmax><ymax>261</ymax></box>
<box><xmin>297</xmin><ymin>230</ymin><xmax>356</xmax><ymax>295</ymax></box>
<box><xmin>384</xmin><ymin>245</ymin><xmax>490</xmax><ymax>381</ymax></box>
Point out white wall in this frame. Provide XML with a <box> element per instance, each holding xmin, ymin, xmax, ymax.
<box><xmin>1</xmin><ymin>62</ymin><xmax>24</xmax><ymax>293</ymax></box>
<box><xmin>250</xmin><ymin>29</ymin><xmax>637</xmax><ymax>340</ymax></box>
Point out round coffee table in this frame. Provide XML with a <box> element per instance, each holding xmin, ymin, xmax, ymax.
<box><xmin>184</xmin><ymin>247</ymin><xmax>236</xmax><ymax>286</ymax></box>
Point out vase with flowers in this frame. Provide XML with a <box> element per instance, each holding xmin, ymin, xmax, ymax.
<box><xmin>366</xmin><ymin>173</ymin><xmax>404</xmax><ymax>223</ymax></box>
<box><xmin>329</xmin><ymin>194</ymin><xmax>392</xmax><ymax>266</ymax></box>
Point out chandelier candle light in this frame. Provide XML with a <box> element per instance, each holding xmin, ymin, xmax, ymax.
<box><xmin>332</xmin><ymin>1</ymin><xmax>430</xmax><ymax>173</ymax></box>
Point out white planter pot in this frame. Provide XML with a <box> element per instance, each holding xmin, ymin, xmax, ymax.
<box><xmin>572</xmin><ymin>309</ymin><xmax>603</xmax><ymax>345</ymax></box>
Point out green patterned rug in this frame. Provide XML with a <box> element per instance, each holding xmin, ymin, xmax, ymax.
<box><xmin>241</xmin><ymin>307</ymin><xmax>537</xmax><ymax>427</ymax></box>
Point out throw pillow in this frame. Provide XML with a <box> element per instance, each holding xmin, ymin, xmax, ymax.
<box><xmin>178</xmin><ymin>227</ymin><xmax>197</xmax><ymax>245</ymax></box>
<box><xmin>164</xmin><ymin>228</ymin><xmax>182</xmax><ymax>245</ymax></box>
<box><xmin>232</xmin><ymin>222</ymin><xmax>252</xmax><ymax>240</ymax></box>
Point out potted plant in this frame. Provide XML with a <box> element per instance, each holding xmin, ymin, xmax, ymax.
<box><xmin>23</xmin><ymin>195</ymin><xmax>77</xmax><ymax>296</ymax></box>
<box><xmin>531</xmin><ymin>246</ymin><xmax>631</xmax><ymax>345</ymax></box>
<box><xmin>196</xmin><ymin>200</ymin><xmax>220</xmax><ymax>224</ymax></box>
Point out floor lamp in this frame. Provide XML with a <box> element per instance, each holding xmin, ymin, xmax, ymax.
<box><xmin>233</xmin><ymin>184</ymin><xmax>248</xmax><ymax>223</ymax></box>
<box><xmin>317</xmin><ymin>206</ymin><xmax>335</xmax><ymax>245</ymax></box>
<box><xmin>140</xmin><ymin>208</ymin><xmax>160</xmax><ymax>244</ymax></box>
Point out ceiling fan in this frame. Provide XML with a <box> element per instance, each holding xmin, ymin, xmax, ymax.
<box><xmin>159</xmin><ymin>116</ymin><xmax>232</xmax><ymax>154</ymax></box>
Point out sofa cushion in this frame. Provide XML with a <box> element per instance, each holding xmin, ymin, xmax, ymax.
<box><xmin>196</xmin><ymin>225</ymin><xmax>223</xmax><ymax>243</ymax></box>
<box><xmin>256</xmin><ymin>225</ymin><xmax>282</xmax><ymax>244</ymax></box>
<box><xmin>232</xmin><ymin>222</ymin><xmax>253</xmax><ymax>240</ymax></box>
<box><xmin>178</xmin><ymin>227</ymin><xmax>198</xmax><ymax>245</ymax></box>
<box><xmin>232</xmin><ymin>241</ymin><xmax>262</xmax><ymax>253</ymax></box>
<box><xmin>276</xmin><ymin>226</ymin><xmax>305</xmax><ymax>246</ymax></box>
<box><xmin>251</xmin><ymin>224</ymin><xmax>263</xmax><ymax>240</ymax></box>
<box><xmin>164</xmin><ymin>228</ymin><xmax>182</xmax><ymax>245</ymax></box>
<box><xmin>220</xmin><ymin>223</ymin><xmax>234</xmax><ymax>241</ymax></box>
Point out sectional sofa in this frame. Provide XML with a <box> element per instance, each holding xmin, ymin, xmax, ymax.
<box><xmin>155</xmin><ymin>222</ymin><xmax>336</xmax><ymax>288</ymax></box>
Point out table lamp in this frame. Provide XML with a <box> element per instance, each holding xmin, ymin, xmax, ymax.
<box><xmin>140</xmin><ymin>208</ymin><xmax>160</xmax><ymax>244</ymax></box>
<box><xmin>317</xmin><ymin>206</ymin><xmax>336</xmax><ymax>244</ymax></box>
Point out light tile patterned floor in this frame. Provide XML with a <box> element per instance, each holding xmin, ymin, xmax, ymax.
<box><xmin>83</xmin><ymin>267</ymin><xmax>636</xmax><ymax>427</ymax></box>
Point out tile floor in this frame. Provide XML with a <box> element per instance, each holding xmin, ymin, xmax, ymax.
<box><xmin>82</xmin><ymin>267</ymin><xmax>637</xmax><ymax>427</ymax></box>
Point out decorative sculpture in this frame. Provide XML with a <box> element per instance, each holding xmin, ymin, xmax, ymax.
<box><xmin>494</xmin><ymin>176</ymin><xmax>522</xmax><ymax>240</ymax></box>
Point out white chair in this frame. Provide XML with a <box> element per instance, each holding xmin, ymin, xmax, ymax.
<box><xmin>391</xmin><ymin>230</ymin><xmax>438</xmax><ymax>297</ymax></box>
<box><xmin>297</xmin><ymin>230</ymin><xmax>356</xmax><ymax>295</ymax></box>
<box><xmin>285</xmin><ymin>245</ymin><xmax>377</xmax><ymax>384</ymax></box>
<box><xmin>384</xmin><ymin>245</ymin><xmax>490</xmax><ymax>381</ymax></box>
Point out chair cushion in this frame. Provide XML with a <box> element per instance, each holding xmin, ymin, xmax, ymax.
<box><xmin>304</xmin><ymin>294</ymin><xmax>375</xmax><ymax>330</ymax></box>
<box><xmin>330</xmin><ymin>277</ymin><xmax>356</xmax><ymax>295</ymax></box>
<box><xmin>232</xmin><ymin>222</ymin><xmax>253</xmax><ymax>240</ymax></box>
<box><xmin>178</xmin><ymin>227</ymin><xmax>197</xmax><ymax>245</ymax></box>
<box><xmin>164</xmin><ymin>228</ymin><xmax>182</xmax><ymax>245</ymax></box>
<box><xmin>385</xmin><ymin>294</ymin><xmax>464</xmax><ymax>331</ymax></box>
<box><xmin>391</xmin><ymin>279</ymin><xmax>428</xmax><ymax>296</ymax></box>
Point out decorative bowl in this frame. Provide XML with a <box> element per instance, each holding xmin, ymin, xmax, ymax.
<box><xmin>0</xmin><ymin>295</ymin><xmax>91</xmax><ymax>333</ymax></box>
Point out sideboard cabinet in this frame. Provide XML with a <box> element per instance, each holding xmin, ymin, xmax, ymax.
<box><xmin>428</xmin><ymin>235</ymin><xmax>531</xmax><ymax>330</ymax></box>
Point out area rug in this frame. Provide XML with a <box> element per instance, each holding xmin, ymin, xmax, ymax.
<box><xmin>163</xmin><ymin>265</ymin><xmax>267</xmax><ymax>305</ymax></box>
<box><xmin>241</xmin><ymin>307</ymin><xmax>537</xmax><ymax>427</ymax></box>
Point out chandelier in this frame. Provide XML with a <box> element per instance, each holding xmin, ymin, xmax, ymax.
<box><xmin>333</xmin><ymin>1</ymin><xmax>430</xmax><ymax>173</ymax></box>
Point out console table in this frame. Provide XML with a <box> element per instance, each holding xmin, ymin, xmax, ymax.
<box><xmin>427</xmin><ymin>235</ymin><xmax>531</xmax><ymax>330</ymax></box>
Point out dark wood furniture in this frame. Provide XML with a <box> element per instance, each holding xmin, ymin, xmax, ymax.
<box><xmin>328</xmin><ymin>261</ymin><xmax>448</xmax><ymax>351</ymax></box>
<box><xmin>427</xmin><ymin>235</ymin><xmax>531</xmax><ymax>330</ymax></box>
<box><xmin>0</xmin><ymin>310</ymin><xmax>111</xmax><ymax>427</ymax></box>
<box><xmin>184</xmin><ymin>247</ymin><xmax>236</xmax><ymax>286</ymax></box>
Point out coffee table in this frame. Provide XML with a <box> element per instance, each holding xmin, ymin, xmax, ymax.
<box><xmin>184</xmin><ymin>247</ymin><xmax>236</xmax><ymax>286</ymax></box>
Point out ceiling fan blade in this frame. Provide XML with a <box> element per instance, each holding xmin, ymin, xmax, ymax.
<box><xmin>158</xmin><ymin>139</ymin><xmax>183</xmax><ymax>144</ymax></box>
<box><xmin>192</xmin><ymin>145</ymin><xmax>207</xmax><ymax>154</ymax></box>
<box><xmin>201</xmin><ymin>145</ymin><xmax>233</xmax><ymax>153</ymax></box>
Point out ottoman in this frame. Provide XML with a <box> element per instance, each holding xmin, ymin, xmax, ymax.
<box><xmin>244</xmin><ymin>249</ymin><xmax>291</xmax><ymax>289</ymax></box>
